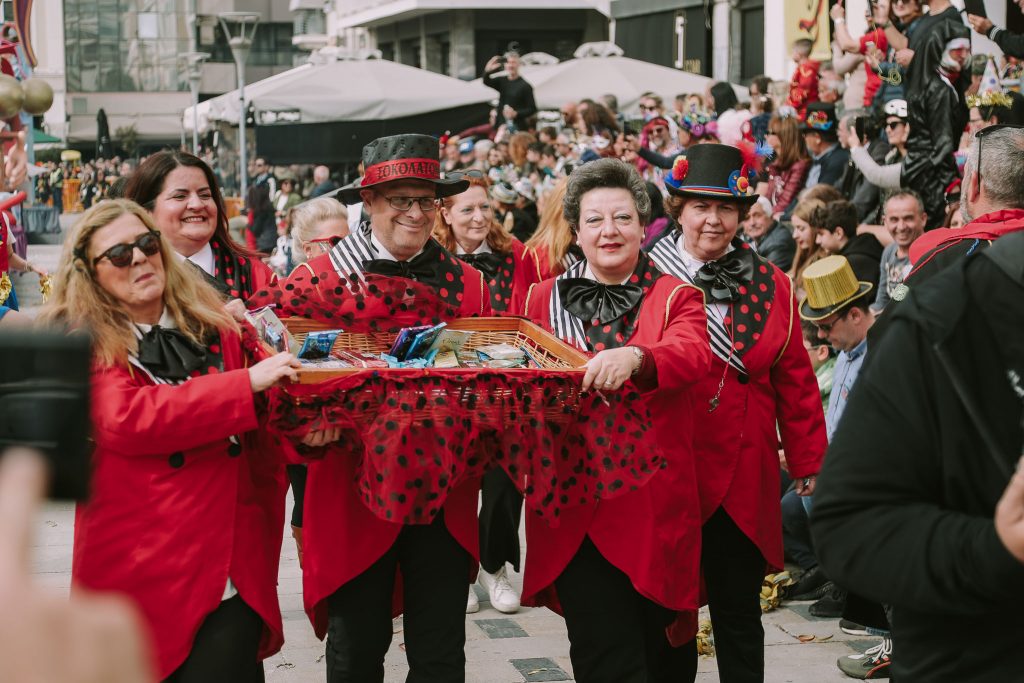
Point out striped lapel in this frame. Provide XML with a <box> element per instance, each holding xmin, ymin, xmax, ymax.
<box><xmin>549</xmin><ymin>259</ymin><xmax>589</xmax><ymax>351</ymax></box>
<box><xmin>647</xmin><ymin>232</ymin><xmax>746</xmax><ymax>373</ymax></box>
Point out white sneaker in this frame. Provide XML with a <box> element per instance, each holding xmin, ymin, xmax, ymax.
<box><xmin>478</xmin><ymin>565</ymin><xmax>521</xmax><ymax>614</ymax></box>
<box><xmin>466</xmin><ymin>585</ymin><xmax>479</xmax><ymax>614</ymax></box>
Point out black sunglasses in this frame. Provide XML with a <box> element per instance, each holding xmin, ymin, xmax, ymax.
<box><xmin>92</xmin><ymin>231</ymin><xmax>162</xmax><ymax>268</ymax></box>
<box><xmin>814</xmin><ymin>307</ymin><xmax>852</xmax><ymax>334</ymax></box>
<box><xmin>885</xmin><ymin>120</ymin><xmax>906</xmax><ymax>130</ymax></box>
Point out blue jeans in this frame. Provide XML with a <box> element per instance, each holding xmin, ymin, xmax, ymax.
<box><xmin>781</xmin><ymin>488</ymin><xmax>817</xmax><ymax>570</ymax></box>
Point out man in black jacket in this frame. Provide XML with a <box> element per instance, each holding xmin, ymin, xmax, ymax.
<box><xmin>482</xmin><ymin>52</ymin><xmax>537</xmax><ymax>132</ymax></box>
<box><xmin>811</xmin><ymin>231</ymin><xmax>1024</xmax><ymax>682</ymax></box>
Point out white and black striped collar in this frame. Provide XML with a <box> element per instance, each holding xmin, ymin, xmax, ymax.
<box><xmin>548</xmin><ymin>259</ymin><xmax>589</xmax><ymax>351</ymax></box>
<box><xmin>647</xmin><ymin>231</ymin><xmax>746</xmax><ymax>372</ymax></box>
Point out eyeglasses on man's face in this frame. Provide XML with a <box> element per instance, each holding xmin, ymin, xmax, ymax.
<box><xmin>383</xmin><ymin>195</ymin><xmax>437</xmax><ymax>212</ymax></box>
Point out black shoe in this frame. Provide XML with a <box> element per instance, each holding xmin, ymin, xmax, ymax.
<box><xmin>786</xmin><ymin>566</ymin><xmax>831</xmax><ymax>601</ymax></box>
<box><xmin>809</xmin><ymin>586</ymin><xmax>847</xmax><ymax>618</ymax></box>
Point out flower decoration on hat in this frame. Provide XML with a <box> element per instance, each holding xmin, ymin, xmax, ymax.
<box><xmin>727</xmin><ymin>142</ymin><xmax>763</xmax><ymax>197</ymax></box>
<box><xmin>681</xmin><ymin>110</ymin><xmax>714</xmax><ymax>138</ymax></box>
<box><xmin>664</xmin><ymin>155</ymin><xmax>689</xmax><ymax>192</ymax></box>
<box><xmin>805</xmin><ymin>110</ymin><xmax>833</xmax><ymax>131</ymax></box>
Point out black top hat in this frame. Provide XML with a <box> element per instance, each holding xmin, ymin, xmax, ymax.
<box><xmin>663</xmin><ymin>143</ymin><xmax>759</xmax><ymax>204</ymax></box>
<box><xmin>800</xmin><ymin>102</ymin><xmax>839</xmax><ymax>137</ymax></box>
<box><xmin>335</xmin><ymin>134</ymin><xmax>469</xmax><ymax>205</ymax></box>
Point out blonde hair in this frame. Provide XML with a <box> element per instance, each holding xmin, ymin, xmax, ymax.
<box><xmin>787</xmin><ymin>198</ymin><xmax>828</xmax><ymax>293</ymax></box>
<box><xmin>525</xmin><ymin>177</ymin><xmax>573</xmax><ymax>273</ymax></box>
<box><xmin>432</xmin><ymin>176</ymin><xmax>514</xmax><ymax>254</ymax></box>
<box><xmin>290</xmin><ymin>197</ymin><xmax>349</xmax><ymax>260</ymax></box>
<box><xmin>37</xmin><ymin>199</ymin><xmax>237</xmax><ymax>367</ymax></box>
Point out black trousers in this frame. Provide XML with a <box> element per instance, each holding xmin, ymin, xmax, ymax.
<box><xmin>164</xmin><ymin>595</ymin><xmax>265</xmax><ymax>683</ymax></box>
<box><xmin>555</xmin><ymin>537</ymin><xmax>696</xmax><ymax>683</ymax></box>
<box><xmin>325</xmin><ymin>511</ymin><xmax>471</xmax><ymax>683</ymax></box>
<box><xmin>682</xmin><ymin>507</ymin><xmax>767</xmax><ymax>683</ymax></box>
<box><xmin>286</xmin><ymin>463</ymin><xmax>307</xmax><ymax>527</ymax></box>
<box><xmin>478</xmin><ymin>467</ymin><xmax>523</xmax><ymax>573</ymax></box>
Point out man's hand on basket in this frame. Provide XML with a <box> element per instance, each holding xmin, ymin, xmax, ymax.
<box><xmin>248</xmin><ymin>352</ymin><xmax>300</xmax><ymax>392</ymax></box>
<box><xmin>302</xmin><ymin>427</ymin><xmax>341</xmax><ymax>447</ymax></box>
<box><xmin>581</xmin><ymin>347</ymin><xmax>640</xmax><ymax>392</ymax></box>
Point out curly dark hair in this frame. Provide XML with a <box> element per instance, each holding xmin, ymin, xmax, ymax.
<box><xmin>563</xmin><ymin>158</ymin><xmax>651</xmax><ymax>229</ymax></box>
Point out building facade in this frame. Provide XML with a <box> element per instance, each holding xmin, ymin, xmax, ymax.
<box><xmin>324</xmin><ymin>0</ymin><xmax>610</xmax><ymax>80</ymax></box>
<box><xmin>56</xmin><ymin>0</ymin><xmax>298</xmax><ymax>151</ymax></box>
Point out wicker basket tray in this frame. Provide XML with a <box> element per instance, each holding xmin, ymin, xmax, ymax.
<box><xmin>284</xmin><ymin>316</ymin><xmax>588</xmax><ymax>382</ymax></box>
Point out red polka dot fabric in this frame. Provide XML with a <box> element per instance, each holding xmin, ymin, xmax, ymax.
<box><xmin>731</xmin><ymin>243</ymin><xmax>776</xmax><ymax>357</ymax></box>
<box><xmin>252</xmin><ymin>273</ymin><xmax>666</xmax><ymax>525</ymax></box>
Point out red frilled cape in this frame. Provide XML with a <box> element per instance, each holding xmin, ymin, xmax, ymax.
<box><xmin>522</xmin><ymin>274</ymin><xmax>710</xmax><ymax>642</ymax></box>
<box><xmin>72</xmin><ymin>327</ymin><xmax>286</xmax><ymax>679</ymax></box>
<box><xmin>908</xmin><ymin>209</ymin><xmax>1024</xmax><ymax>274</ymax></box>
<box><xmin>252</xmin><ymin>245</ymin><xmax>671</xmax><ymax>638</ymax></box>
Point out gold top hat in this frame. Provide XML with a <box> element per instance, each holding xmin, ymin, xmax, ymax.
<box><xmin>799</xmin><ymin>255</ymin><xmax>873</xmax><ymax>321</ymax></box>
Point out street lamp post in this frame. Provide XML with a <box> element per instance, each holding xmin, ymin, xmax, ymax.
<box><xmin>217</xmin><ymin>11</ymin><xmax>260</xmax><ymax>202</ymax></box>
<box><xmin>180</xmin><ymin>51</ymin><xmax>210</xmax><ymax>155</ymax></box>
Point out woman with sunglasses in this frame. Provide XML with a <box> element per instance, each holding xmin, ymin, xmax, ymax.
<box><xmin>124</xmin><ymin>150</ymin><xmax>277</xmax><ymax>306</ymax></box>
<box><xmin>764</xmin><ymin>114</ymin><xmax>810</xmax><ymax>218</ymax></box>
<box><xmin>40</xmin><ymin>199</ymin><xmax>314</xmax><ymax>681</ymax></box>
<box><xmin>432</xmin><ymin>172</ymin><xmax>539</xmax><ymax>615</ymax></box>
<box><xmin>847</xmin><ymin>99</ymin><xmax>909</xmax><ymax>191</ymax></box>
<box><xmin>290</xmin><ymin>196</ymin><xmax>350</xmax><ymax>266</ymax></box>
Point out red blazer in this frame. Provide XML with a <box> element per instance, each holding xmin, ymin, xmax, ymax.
<box><xmin>521</xmin><ymin>275</ymin><xmax>710</xmax><ymax>622</ymax></box>
<box><xmin>72</xmin><ymin>328</ymin><xmax>286</xmax><ymax>679</ymax></box>
<box><xmin>462</xmin><ymin>238</ymin><xmax>539</xmax><ymax>314</ymax></box>
<box><xmin>275</xmin><ymin>242</ymin><xmax>492</xmax><ymax>639</ymax></box>
<box><xmin>694</xmin><ymin>269</ymin><xmax>825</xmax><ymax>568</ymax></box>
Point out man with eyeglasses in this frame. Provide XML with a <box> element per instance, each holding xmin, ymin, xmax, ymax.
<box><xmin>904</xmin><ymin>124</ymin><xmax>1024</xmax><ymax>287</ymax></box>
<box><xmin>267</xmin><ymin>134</ymin><xmax>492</xmax><ymax>683</ymax></box>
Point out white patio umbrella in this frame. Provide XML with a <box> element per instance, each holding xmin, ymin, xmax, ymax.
<box><xmin>185</xmin><ymin>58</ymin><xmax>496</xmax><ymax>132</ymax></box>
<box><xmin>509</xmin><ymin>47</ymin><xmax>747</xmax><ymax>114</ymax></box>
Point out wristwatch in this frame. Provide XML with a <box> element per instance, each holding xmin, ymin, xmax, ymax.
<box><xmin>629</xmin><ymin>346</ymin><xmax>645</xmax><ymax>375</ymax></box>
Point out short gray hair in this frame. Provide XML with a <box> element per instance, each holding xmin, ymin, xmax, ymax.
<box><xmin>563</xmin><ymin>158</ymin><xmax>651</xmax><ymax>229</ymax></box>
<box><xmin>964</xmin><ymin>127</ymin><xmax>1024</xmax><ymax>210</ymax></box>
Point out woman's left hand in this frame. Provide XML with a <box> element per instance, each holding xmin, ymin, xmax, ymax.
<box><xmin>795</xmin><ymin>475</ymin><xmax>817</xmax><ymax>496</ymax></box>
<box><xmin>302</xmin><ymin>427</ymin><xmax>341</xmax><ymax>447</ymax></box>
<box><xmin>581</xmin><ymin>347</ymin><xmax>637</xmax><ymax>392</ymax></box>
<box><xmin>224</xmin><ymin>298</ymin><xmax>247</xmax><ymax>322</ymax></box>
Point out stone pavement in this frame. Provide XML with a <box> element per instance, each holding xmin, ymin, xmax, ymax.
<box><xmin>31</xmin><ymin>494</ymin><xmax>876</xmax><ymax>683</ymax></box>
<box><xmin>21</xmin><ymin>231</ymin><xmax>874</xmax><ymax>682</ymax></box>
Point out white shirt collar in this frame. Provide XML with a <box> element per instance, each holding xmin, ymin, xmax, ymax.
<box><xmin>455</xmin><ymin>241</ymin><xmax>492</xmax><ymax>255</ymax></box>
<box><xmin>369</xmin><ymin>231</ymin><xmax>425</xmax><ymax>262</ymax></box>
<box><xmin>174</xmin><ymin>242</ymin><xmax>215</xmax><ymax>276</ymax></box>
<box><xmin>134</xmin><ymin>308</ymin><xmax>176</xmax><ymax>334</ymax></box>
<box><xmin>676</xmin><ymin>233</ymin><xmax>735</xmax><ymax>274</ymax></box>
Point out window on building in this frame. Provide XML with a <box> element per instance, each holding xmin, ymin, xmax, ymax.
<box><xmin>64</xmin><ymin>0</ymin><xmax>190</xmax><ymax>93</ymax></box>
<box><xmin>197</xmin><ymin>21</ymin><xmax>299</xmax><ymax>67</ymax></box>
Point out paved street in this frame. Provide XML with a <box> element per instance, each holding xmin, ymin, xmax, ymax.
<box><xmin>21</xmin><ymin>228</ymin><xmax>874</xmax><ymax>682</ymax></box>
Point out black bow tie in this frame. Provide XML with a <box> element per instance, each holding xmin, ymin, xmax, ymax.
<box><xmin>459</xmin><ymin>251</ymin><xmax>503</xmax><ymax>280</ymax></box>
<box><xmin>557</xmin><ymin>277</ymin><xmax>644</xmax><ymax>324</ymax></box>
<box><xmin>137</xmin><ymin>326</ymin><xmax>208</xmax><ymax>381</ymax></box>
<box><xmin>694</xmin><ymin>248</ymin><xmax>755</xmax><ymax>303</ymax></box>
<box><xmin>363</xmin><ymin>250</ymin><xmax>439</xmax><ymax>283</ymax></box>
